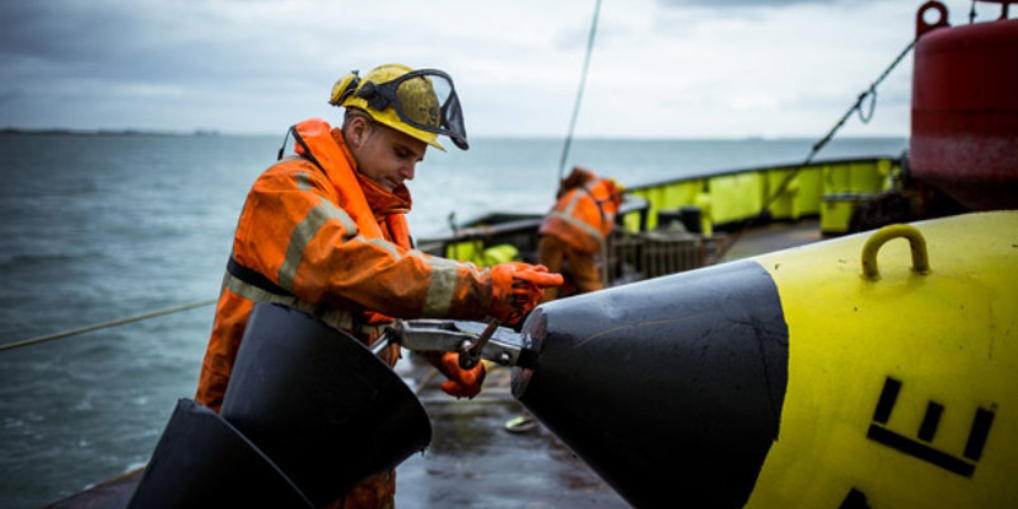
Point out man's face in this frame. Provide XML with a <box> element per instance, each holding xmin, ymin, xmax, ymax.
<box><xmin>353</xmin><ymin>121</ymin><xmax>427</xmax><ymax>192</ymax></box>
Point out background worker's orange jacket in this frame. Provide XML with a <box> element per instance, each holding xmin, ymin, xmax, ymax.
<box><xmin>539</xmin><ymin>168</ymin><xmax>623</xmax><ymax>255</ymax></box>
<box><xmin>195</xmin><ymin>118</ymin><xmax>496</xmax><ymax>412</ymax></box>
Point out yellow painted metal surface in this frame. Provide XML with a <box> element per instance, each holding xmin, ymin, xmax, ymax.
<box><xmin>630</xmin><ymin>180</ymin><xmax>705</xmax><ymax>231</ymax></box>
<box><xmin>819</xmin><ymin>193</ymin><xmax>866</xmax><ymax>234</ymax></box>
<box><xmin>746</xmin><ymin>211</ymin><xmax>1018</xmax><ymax>507</ymax></box>
<box><xmin>821</xmin><ymin>160</ymin><xmax>891</xmax><ymax>195</ymax></box>
<box><xmin>764</xmin><ymin>169</ymin><xmax>802</xmax><ymax>221</ymax></box>
<box><xmin>819</xmin><ymin>159</ymin><xmax>898</xmax><ymax>234</ymax></box>
<box><xmin>625</xmin><ymin>157</ymin><xmax>898</xmax><ymax>236</ymax></box>
<box><xmin>444</xmin><ymin>241</ymin><xmax>520</xmax><ymax>266</ymax></box>
<box><xmin>793</xmin><ymin>167</ymin><xmax>825</xmax><ymax>217</ymax></box>
<box><xmin>709</xmin><ymin>172</ymin><xmax>765</xmax><ymax>224</ymax></box>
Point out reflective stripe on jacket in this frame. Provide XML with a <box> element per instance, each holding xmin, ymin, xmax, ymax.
<box><xmin>195</xmin><ymin>118</ymin><xmax>494</xmax><ymax>412</ymax></box>
<box><xmin>539</xmin><ymin>174</ymin><xmax>622</xmax><ymax>255</ymax></box>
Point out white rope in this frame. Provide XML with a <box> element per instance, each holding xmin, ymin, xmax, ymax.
<box><xmin>0</xmin><ymin>298</ymin><xmax>218</xmax><ymax>352</ymax></box>
<box><xmin>557</xmin><ymin>0</ymin><xmax>604</xmax><ymax>183</ymax></box>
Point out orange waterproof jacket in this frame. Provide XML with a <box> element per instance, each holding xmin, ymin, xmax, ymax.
<box><xmin>539</xmin><ymin>169</ymin><xmax>622</xmax><ymax>255</ymax></box>
<box><xmin>195</xmin><ymin>118</ymin><xmax>494</xmax><ymax>412</ymax></box>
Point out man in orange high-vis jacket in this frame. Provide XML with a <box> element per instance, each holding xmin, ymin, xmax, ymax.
<box><xmin>194</xmin><ymin>64</ymin><xmax>562</xmax><ymax>509</ymax></box>
<box><xmin>536</xmin><ymin>166</ymin><xmax>623</xmax><ymax>303</ymax></box>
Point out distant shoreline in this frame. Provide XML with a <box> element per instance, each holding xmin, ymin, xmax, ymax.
<box><xmin>1</xmin><ymin>127</ymin><xmax>220</xmax><ymax>136</ymax></box>
<box><xmin>0</xmin><ymin>128</ymin><xmax>908</xmax><ymax>142</ymax></box>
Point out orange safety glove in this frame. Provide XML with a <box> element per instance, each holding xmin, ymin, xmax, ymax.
<box><xmin>427</xmin><ymin>351</ymin><xmax>487</xmax><ymax>399</ymax></box>
<box><xmin>489</xmin><ymin>262</ymin><xmax>564</xmax><ymax>325</ymax></box>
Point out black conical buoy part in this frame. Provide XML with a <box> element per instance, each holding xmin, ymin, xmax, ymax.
<box><xmin>512</xmin><ymin>261</ymin><xmax>789</xmax><ymax>509</ymax></box>
<box><xmin>127</xmin><ymin>398</ymin><xmax>314</xmax><ymax>508</ymax></box>
<box><xmin>220</xmin><ymin>303</ymin><xmax>432</xmax><ymax>507</ymax></box>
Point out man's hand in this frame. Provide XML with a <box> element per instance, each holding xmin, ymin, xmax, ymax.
<box><xmin>431</xmin><ymin>351</ymin><xmax>486</xmax><ymax>399</ymax></box>
<box><xmin>489</xmin><ymin>262</ymin><xmax>564</xmax><ymax>325</ymax></box>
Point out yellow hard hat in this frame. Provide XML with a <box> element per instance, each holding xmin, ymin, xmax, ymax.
<box><xmin>329</xmin><ymin>64</ymin><xmax>468</xmax><ymax>151</ymax></box>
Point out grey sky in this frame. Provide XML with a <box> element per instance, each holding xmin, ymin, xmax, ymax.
<box><xmin>0</xmin><ymin>0</ymin><xmax>1004</xmax><ymax>138</ymax></box>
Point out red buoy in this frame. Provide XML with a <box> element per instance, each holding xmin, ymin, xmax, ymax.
<box><xmin>909</xmin><ymin>1</ymin><xmax>1018</xmax><ymax>211</ymax></box>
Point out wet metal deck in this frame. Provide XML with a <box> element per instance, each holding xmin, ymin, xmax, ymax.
<box><xmin>395</xmin><ymin>360</ymin><xmax>629</xmax><ymax>508</ymax></box>
<box><xmin>45</xmin><ymin>360</ymin><xmax>628</xmax><ymax>508</ymax></box>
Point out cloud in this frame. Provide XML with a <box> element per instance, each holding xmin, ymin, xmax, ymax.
<box><xmin>657</xmin><ymin>0</ymin><xmax>874</xmax><ymax>8</ymax></box>
<box><xmin>0</xmin><ymin>0</ymin><xmax>997</xmax><ymax>138</ymax></box>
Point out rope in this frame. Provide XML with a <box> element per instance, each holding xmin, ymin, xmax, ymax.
<box><xmin>414</xmin><ymin>367</ymin><xmax>440</xmax><ymax>396</ymax></box>
<box><xmin>709</xmin><ymin>38</ymin><xmax>916</xmax><ymax>264</ymax></box>
<box><xmin>804</xmin><ymin>38</ymin><xmax>915</xmax><ymax>169</ymax></box>
<box><xmin>0</xmin><ymin>298</ymin><xmax>218</xmax><ymax>352</ymax></box>
<box><xmin>557</xmin><ymin>0</ymin><xmax>603</xmax><ymax>183</ymax></box>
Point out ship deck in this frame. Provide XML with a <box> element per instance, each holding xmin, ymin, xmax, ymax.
<box><xmin>45</xmin><ymin>219</ymin><xmax>823</xmax><ymax>509</ymax></box>
<box><xmin>44</xmin><ymin>361</ymin><xmax>630</xmax><ymax>509</ymax></box>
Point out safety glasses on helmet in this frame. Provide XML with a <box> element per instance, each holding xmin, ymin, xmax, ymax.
<box><xmin>338</xmin><ymin>69</ymin><xmax>468</xmax><ymax>150</ymax></box>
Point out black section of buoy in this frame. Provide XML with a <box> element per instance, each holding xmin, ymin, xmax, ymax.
<box><xmin>512</xmin><ymin>260</ymin><xmax>789</xmax><ymax>509</ymax></box>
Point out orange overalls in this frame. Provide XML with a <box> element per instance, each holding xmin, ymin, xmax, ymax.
<box><xmin>537</xmin><ymin>168</ymin><xmax>622</xmax><ymax>302</ymax></box>
<box><xmin>195</xmin><ymin>118</ymin><xmax>495</xmax><ymax>509</ymax></box>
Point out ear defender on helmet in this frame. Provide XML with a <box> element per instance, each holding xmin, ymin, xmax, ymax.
<box><xmin>329</xmin><ymin>71</ymin><xmax>360</xmax><ymax>107</ymax></box>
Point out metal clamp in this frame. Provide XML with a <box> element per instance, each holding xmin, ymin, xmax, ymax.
<box><xmin>377</xmin><ymin>319</ymin><xmax>525</xmax><ymax>367</ymax></box>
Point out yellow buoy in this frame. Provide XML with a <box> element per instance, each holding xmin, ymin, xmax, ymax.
<box><xmin>513</xmin><ymin>210</ymin><xmax>1017</xmax><ymax>508</ymax></box>
<box><xmin>747</xmin><ymin>210</ymin><xmax>1018</xmax><ymax>507</ymax></box>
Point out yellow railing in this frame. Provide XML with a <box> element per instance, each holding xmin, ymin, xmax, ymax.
<box><xmin>428</xmin><ymin>156</ymin><xmax>903</xmax><ymax>274</ymax></box>
<box><xmin>625</xmin><ymin>156</ymin><xmax>901</xmax><ymax>236</ymax></box>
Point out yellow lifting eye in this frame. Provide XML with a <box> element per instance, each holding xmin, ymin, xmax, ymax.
<box><xmin>860</xmin><ymin>224</ymin><xmax>932</xmax><ymax>281</ymax></box>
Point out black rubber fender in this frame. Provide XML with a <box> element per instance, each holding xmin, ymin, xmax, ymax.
<box><xmin>220</xmin><ymin>303</ymin><xmax>432</xmax><ymax>507</ymax></box>
<box><xmin>126</xmin><ymin>398</ymin><xmax>314</xmax><ymax>508</ymax></box>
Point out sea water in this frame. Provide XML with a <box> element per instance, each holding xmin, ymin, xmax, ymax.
<box><xmin>0</xmin><ymin>132</ymin><xmax>906</xmax><ymax>508</ymax></box>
